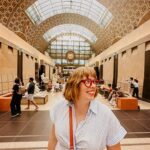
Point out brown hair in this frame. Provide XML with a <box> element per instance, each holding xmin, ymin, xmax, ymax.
<box><xmin>63</xmin><ymin>67</ymin><xmax>98</xmax><ymax>102</ymax></box>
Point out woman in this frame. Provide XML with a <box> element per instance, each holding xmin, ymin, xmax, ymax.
<box><xmin>48</xmin><ymin>67</ymin><xmax>126</xmax><ymax>150</ymax></box>
<box><xmin>10</xmin><ymin>78</ymin><xmax>22</xmax><ymax>117</ymax></box>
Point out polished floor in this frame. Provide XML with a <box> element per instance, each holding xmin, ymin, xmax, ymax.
<box><xmin>0</xmin><ymin>92</ymin><xmax>150</xmax><ymax>150</ymax></box>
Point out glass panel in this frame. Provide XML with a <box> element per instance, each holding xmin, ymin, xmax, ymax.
<box><xmin>47</xmin><ymin>34</ymin><xmax>93</xmax><ymax>66</ymax></box>
<box><xmin>84</xmin><ymin>50</ymin><xmax>91</xmax><ymax>54</ymax></box>
<box><xmin>51</xmin><ymin>49</ymin><xmax>56</xmax><ymax>53</ymax></box>
<box><xmin>74</xmin><ymin>41</ymin><xmax>79</xmax><ymax>46</ymax></box>
<box><xmin>74</xmin><ymin>60</ymin><xmax>79</xmax><ymax>64</ymax></box>
<box><xmin>62</xmin><ymin>59</ymin><xmax>67</xmax><ymax>64</ymax></box>
<box><xmin>56</xmin><ymin>45</ymin><xmax>62</xmax><ymax>49</ymax></box>
<box><xmin>62</xmin><ymin>50</ymin><xmax>67</xmax><ymax>53</ymax></box>
<box><xmin>55</xmin><ymin>50</ymin><xmax>61</xmax><ymax>53</ymax></box>
<box><xmin>26</xmin><ymin>0</ymin><xmax>113</xmax><ymax>28</ymax></box>
<box><xmin>57</xmin><ymin>41</ymin><xmax>62</xmax><ymax>45</ymax></box>
<box><xmin>74</xmin><ymin>46</ymin><xmax>79</xmax><ymax>50</ymax></box>
<box><xmin>85</xmin><ymin>47</ymin><xmax>90</xmax><ymax>50</ymax></box>
<box><xmin>68</xmin><ymin>45</ymin><xmax>72</xmax><ymax>49</ymax></box>
<box><xmin>55</xmin><ymin>59</ymin><xmax>61</xmax><ymax>64</ymax></box>
<box><xmin>43</xmin><ymin>24</ymin><xmax>97</xmax><ymax>43</ymax></box>
<box><xmin>79</xmin><ymin>60</ymin><xmax>85</xmax><ymax>65</ymax></box>
<box><xmin>56</xmin><ymin>54</ymin><xmax>62</xmax><ymax>57</ymax></box>
<box><xmin>63</xmin><ymin>45</ymin><xmax>68</xmax><ymax>49</ymax></box>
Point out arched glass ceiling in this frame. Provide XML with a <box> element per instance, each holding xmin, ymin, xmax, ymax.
<box><xmin>56</xmin><ymin>35</ymin><xmax>88</xmax><ymax>42</ymax></box>
<box><xmin>43</xmin><ymin>24</ymin><xmax>97</xmax><ymax>43</ymax></box>
<box><xmin>26</xmin><ymin>0</ymin><xmax>113</xmax><ymax>28</ymax></box>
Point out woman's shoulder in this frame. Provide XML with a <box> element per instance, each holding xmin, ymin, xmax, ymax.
<box><xmin>94</xmin><ymin>99</ymin><xmax>112</xmax><ymax>114</ymax></box>
<box><xmin>93</xmin><ymin>99</ymin><xmax>116</xmax><ymax>121</ymax></box>
<box><xmin>49</xmin><ymin>96</ymin><xmax>68</xmax><ymax>122</ymax></box>
<box><xmin>50</xmin><ymin>96</ymin><xmax>68</xmax><ymax>112</ymax></box>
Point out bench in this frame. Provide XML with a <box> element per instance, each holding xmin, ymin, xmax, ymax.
<box><xmin>21</xmin><ymin>94</ymin><xmax>48</xmax><ymax>105</ymax></box>
<box><xmin>0</xmin><ymin>93</ymin><xmax>12</xmax><ymax>112</ymax></box>
<box><xmin>117</xmin><ymin>97</ymin><xmax>138</xmax><ymax>110</ymax></box>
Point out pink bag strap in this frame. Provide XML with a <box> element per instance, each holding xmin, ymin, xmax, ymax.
<box><xmin>69</xmin><ymin>106</ymin><xmax>74</xmax><ymax>150</ymax></box>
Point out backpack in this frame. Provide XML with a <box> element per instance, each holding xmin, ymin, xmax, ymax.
<box><xmin>18</xmin><ymin>86</ymin><xmax>26</xmax><ymax>95</ymax></box>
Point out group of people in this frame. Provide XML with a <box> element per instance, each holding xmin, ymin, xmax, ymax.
<box><xmin>99</xmin><ymin>77</ymin><xmax>139</xmax><ymax>108</ymax></box>
<box><xmin>47</xmin><ymin>80</ymin><xmax>65</xmax><ymax>92</ymax></box>
<box><xmin>10</xmin><ymin>77</ymin><xmax>39</xmax><ymax>118</ymax></box>
<box><xmin>128</xmin><ymin>77</ymin><xmax>139</xmax><ymax>98</ymax></box>
<box><xmin>108</xmin><ymin>87</ymin><xmax>126</xmax><ymax>107</ymax></box>
<box><xmin>10</xmin><ymin>66</ymin><xmax>127</xmax><ymax>149</ymax></box>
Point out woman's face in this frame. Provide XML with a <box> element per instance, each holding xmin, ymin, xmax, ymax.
<box><xmin>78</xmin><ymin>76</ymin><xmax>97</xmax><ymax>102</ymax></box>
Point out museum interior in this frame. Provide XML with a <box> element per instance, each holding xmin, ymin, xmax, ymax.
<box><xmin>0</xmin><ymin>0</ymin><xmax>150</xmax><ymax>149</ymax></box>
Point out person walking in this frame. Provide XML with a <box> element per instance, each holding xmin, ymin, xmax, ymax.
<box><xmin>25</xmin><ymin>77</ymin><xmax>39</xmax><ymax>111</ymax></box>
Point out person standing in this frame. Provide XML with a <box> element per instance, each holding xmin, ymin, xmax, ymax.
<box><xmin>48</xmin><ymin>67</ymin><xmax>126</xmax><ymax>150</ymax></box>
<box><xmin>25</xmin><ymin>77</ymin><xmax>39</xmax><ymax>111</ymax></box>
<box><xmin>47</xmin><ymin>80</ymin><xmax>53</xmax><ymax>92</ymax></box>
<box><xmin>132</xmin><ymin>79</ymin><xmax>139</xmax><ymax>98</ymax></box>
<box><xmin>128</xmin><ymin>77</ymin><xmax>134</xmax><ymax>96</ymax></box>
<box><xmin>10</xmin><ymin>78</ymin><xmax>22</xmax><ymax>117</ymax></box>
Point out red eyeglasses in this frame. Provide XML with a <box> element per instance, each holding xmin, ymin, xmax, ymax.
<box><xmin>80</xmin><ymin>79</ymin><xmax>99</xmax><ymax>88</ymax></box>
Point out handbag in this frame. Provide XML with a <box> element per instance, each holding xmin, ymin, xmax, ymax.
<box><xmin>69</xmin><ymin>106</ymin><xmax>74</xmax><ymax>150</ymax></box>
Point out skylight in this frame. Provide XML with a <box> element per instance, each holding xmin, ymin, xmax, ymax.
<box><xmin>43</xmin><ymin>24</ymin><xmax>97</xmax><ymax>43</ymax></box>
<box><xmin>26</xmin><ymin>0</ymin><xmax>113</xmax><ymax>28</ymax></box>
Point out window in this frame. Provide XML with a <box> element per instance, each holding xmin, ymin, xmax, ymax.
<box><xmin>47</xmin><ymin>34</ymin><xmax>93</xmax><ymax>66</ymax></box>
<box><xmin>79</xmin><ymin>60</ymin><xmax>85</xmax><ymax>65</ymax></box>
<box><xmin>26</xmin><ymin>0</ymin><xmax>113</xmax><ymax>28</ymax></box>
<box><xmin>122</xmin><ymin>51</ymin><xmax>126</xmax><ymax>57</ymax></box>
<box><xmin>131</xmin><ymin>46</ymin><xmax>137</xmax><ymax>54</ymax></box>
<box><xmin>26</xmin><ymin>54</ymin><xmax>29</xmax><ymax>58</ymax></box>
<box><xmin>8</xmin><ymin>46</ymin><xmax>13</xmax><ymax>54</ymax></box>
<box><xmin>43</xmin><ymin>24</ymin><xmax>97</xmax><ymax>43</ymax></box>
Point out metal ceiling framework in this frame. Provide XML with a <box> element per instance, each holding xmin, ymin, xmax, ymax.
<box><xmin>43</xmin><ymin>24</ymin><xmax>97</xmax><ymax>43</ymax></box>
<box><xmin>25</xmin><ymin>0</ymin><xmax>113</xmax><ymax>28</ymax></box>
<box><xmin>0</xmin><ymin>0</ymin><xmax>149</xmax><ymax>54</ymax></box>
<box><xmin>25</xmin><ymin>0</ymin><xmax>112</xmax><ymax>62</ymax></box>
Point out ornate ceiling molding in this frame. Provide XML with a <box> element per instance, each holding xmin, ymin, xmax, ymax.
<box><xmin>0</xmin><ymin>0</ymin><xmax>149</xmax><ymax>54</ymax></box>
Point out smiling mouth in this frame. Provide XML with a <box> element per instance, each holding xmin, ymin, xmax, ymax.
<box><xmin>87</xmin><ymin>91</ymin><xmax>95</xmax><ymax>95</ymax></box>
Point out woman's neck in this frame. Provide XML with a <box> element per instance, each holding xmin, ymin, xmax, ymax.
<box><xmin>74</xmin><ymin>99</ymin><xmax>90</xmax><ymax>126</ymax></box>
<box><xmin>74</xmin><ymin>99</ymin><xmax>90</xmax><ymax>115</ymax></box>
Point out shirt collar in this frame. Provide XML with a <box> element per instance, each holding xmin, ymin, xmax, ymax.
<box><xmin>65</xmin><ymin>98</ymin><xmax>98</xmax><ymax>115</ymax></box>
<box><xmin>88</xmin><ymin>99</ymin><xmax>98</xmax><ymax>115</ymax></box>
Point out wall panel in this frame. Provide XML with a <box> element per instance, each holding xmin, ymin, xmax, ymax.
<box><xmin>118</xmin><ymin>44</ymin><xmax>145</xmax><ymax>95</ymax></box>
<box><xmin>45</xmin><ymin>64</ymin><xmax>50</xmax><ymax>79</ymax></box>
<box><xmin>0</xmin><ymin>43</ymin><xmax>17</xmax><ymax>94</ymax></box>
<box><xmin>143</xmin><ymin>41</ymin><xmax>150</xmax><ymax>102</ymax></box>
<box><xmin>103</xmin><ymin>58</ymin><xmax>113</xmax><ymax>84</ymax></box>
<box><xmin>23</xmin><ymin>54</ymin><xmax>35</xmax><ymax>85</ymax></box>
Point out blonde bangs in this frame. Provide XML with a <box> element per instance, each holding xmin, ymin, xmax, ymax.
<box><xmin>64</xmin><ymin>67</ymin><xmax>97</xmax><ymax>102</ymax></box>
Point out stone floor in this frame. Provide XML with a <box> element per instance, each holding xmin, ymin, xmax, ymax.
<box><xmin>0</xmin><ymin>91</ymin><xmax>150</xmax><ymax>150</ymax></box>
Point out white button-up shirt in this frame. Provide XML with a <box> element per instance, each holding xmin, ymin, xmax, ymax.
<box><xmin>133</xmin><ymin>81</ymin><xmax>139</xmax><ymax>88</ymax></box>
<box><xmin>50</xmin><ymin>97</ymin><xmax>126</xmax><ymax>150</ymax></box>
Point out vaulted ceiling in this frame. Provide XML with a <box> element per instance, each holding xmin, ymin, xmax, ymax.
<box><xmin>0</xmin><ymin>0</ymin><xmax>149</xmax><ymax>55</ymax></box>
